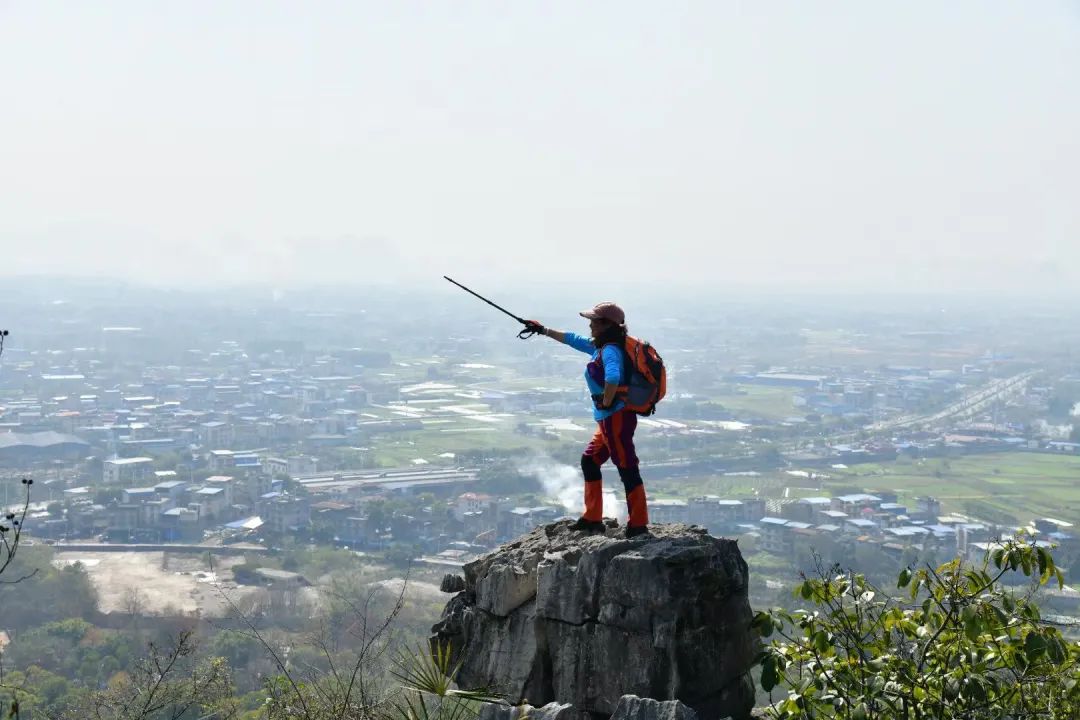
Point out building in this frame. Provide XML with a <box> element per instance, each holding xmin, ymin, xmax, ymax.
<box><xmin>0</xmin><ymin>431</ymin><xmax>91</xmax><ymax>463</ymax></box>
<box><xmin>121</xmin><ymin>487</ymin><xmax>156</xmax><ymax>504</ymax></box>
<box><xmin>204</xmin><ymin>476</ymin><xmax>236</xmax><ymax>505</ymax></box>
<box><xmin>194</xmin><ymin>487</ymin><xmax>228</xmax><ymax>519</ymax></box>
<box><xmin>263</xmin><ymin>494</ymin><xmax>311</xmax><ymax>534</ymax></box>
<box><xmin>832</xmin><ymin>494</ymin><xmax>882</xmax><ymax>515</ymax></box>
<box><xmin>253</xmin><ymin>568</ymin><xmax>311</xmax><ymax>588</ymax></box>
<box><xmin>649</xmin><ymin>499</ymin><xmax>689</xmax><ymax>525</ymax></box>
<box><xmin>160</xmin><ymin>506</ymin><xmax>201</xmax><ymax>541</ymax></box>
<box><xmin>198</xmin><ymin>421</ymin><xmax>233</xmax><ymax>448</ymax></box>
<box><xmin>208</xmin><ymin>450</ymin><xmax>235</xmax><ymax>472</ymax></box>
<box><xmin>844</xmin><ymin>518</ymin><xmax>879</xmax><ymax>535</ymax></box>
<box><xmin>103</xmin><ymin>457</ymin><xmax>154</xmax><ymax>485</ymax></box>
<box><xmin>454</xmin><ymin>492</ymin><xmax>494</xmax><ymax>521</ymax></box>
<box><xmin>792</xmin><ymin>497</ymin><xmax>832</xmax><ymax>523</ymax></box>
<box><xmin>957</xmin><ymin>523</ymin><xmax>992</xmax><ymax>558</ymax></box>
<box><xmin>232</xmin><ymin>453</ymin><xmax>263</xmax><ymax>475</ymax></box>
<box><xmin>502</xmin><ymin>506</ymin><xmax>561</xmax><ymax>538</ymax></box>
<box><xmin>287</xmin><ymin>455</ymin><xmax>318</xmax><ymax>476</ymax></box>
<box><xmin>759</xmin><ymin>517</ymin><xmax>791</xmax><ymax>555</ymax></box>
<box><xmin>154</xmin><ymin>479</ymin><xmax>188</xmax><ymax>501</ymax></box>
<box><xmin>688</xmin><ymin>497</ymin><xmax>745</xmax><ymax>532</ymax></box>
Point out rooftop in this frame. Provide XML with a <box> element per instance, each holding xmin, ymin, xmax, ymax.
<box><xmin>836</xmin><ymin>493</ymin><xmax>882</xmax><ymax>504</ymax></box>
<box><xmin>105</xmin><ymin>456</ymin><xmax>153</xmax><ymax>465</ymax></box>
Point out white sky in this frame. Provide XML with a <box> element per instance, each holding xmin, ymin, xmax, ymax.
<box><xmin>1</xmin><ymin>2</ymin><xmax>1078</xmax><ymax>295</ymax></box>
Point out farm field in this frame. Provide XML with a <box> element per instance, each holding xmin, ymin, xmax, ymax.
<box><xmin>821</xmin><ymin>452</ymin><xmax>1080</xmax><ymax>527</ymax></box>
<box><xmin>710</xmin><ymin>385</ymin><xmax>799</xmax><ymax>420</ymax></box>
<box><xmin>371</xmin><ymin>426</ymin><xmax>578</xmax><ymax>466</ymax></box>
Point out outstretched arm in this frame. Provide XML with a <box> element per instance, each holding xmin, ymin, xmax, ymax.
<box><xmin>525</xmin><ymin>320</ymin><xmax>595</xmax><ymax>355</ymax></box>
<box><xmin>542</xmin><ymin>327</ymin><xmax>566</xmax><ymax>343</ymax></box>
<box><xmin>549</xmin><ymin>328</ymin><xmax>597</xmax><ymax>355</ymax></box>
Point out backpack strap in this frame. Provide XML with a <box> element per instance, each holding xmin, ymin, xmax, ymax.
<box><xmin>601</xmin><ymin>342</ymin><xmax>630</xmax><ymax>396</ymax></box>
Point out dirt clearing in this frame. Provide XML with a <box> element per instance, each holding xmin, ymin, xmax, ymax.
<box><xmin>53</xmin><ymin>551</ymin><xmax>259</xmax><ymax>616</ymax></box>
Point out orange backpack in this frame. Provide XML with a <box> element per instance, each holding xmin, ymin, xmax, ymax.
<box><xmin>608</xmin><ymin>336</ymin><xmax>667</xmax><ymax>416</ymax></box>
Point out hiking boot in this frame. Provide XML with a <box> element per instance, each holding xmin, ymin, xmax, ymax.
<box><xmin>569</xmin><ymin>517</ymin><xmax>606</xmax><ymax>533</ymax></box>
<box><xmin>625</xmin><ymin>524</ymin><xmax>650</xmax><ymax>539</ymax></box>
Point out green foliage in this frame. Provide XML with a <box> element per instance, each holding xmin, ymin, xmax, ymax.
<box><xmin>207</xmin><ymin>631</ymin><xmax>264</xmax><ymax>670</ymax></box>
<box><xmin>65</xmin><ymin>630</ymin><xmax>237</xmax><ymax>720</ymax></box>
<box><xmin>290</xmin><ymin>546</ymin><xmax>365</xmax><ymax>579</ymax></box>
<box><xmin>0</xmin><ymin>546</ymin><xmax>99</xmax><ymax>629</ymax></box>
<box><xmin>231</xmin><ymin>561</ymin><xmax>263</xmax><ymax>585</ymax></box>
<box><xmin>390</xmin><ymin>643</ymin><xmax>501</xmax><ymax>720</ymax></box>
<box><xmin>959</xmin><ymin>499</ymin><xmax>1018</xmax><ymax>528</ymax></box>
<box><xmin>475</xmin><ymin>465</ymin><xmax>539</xmax><ymax>495</ymax></box>
<box><xmin>385</xmin><ymin>545</ymin><xmax>419</xmax><ymax>568</ymax></box>
<box><xmin>0</xmin><ymin>665</ymin><xmax>91</xmax><ymax>718</ymax></box>
<box><xmin>754</xmin><ymin>539</ymin><xmax>1080</xmax><ymax>718</ymax></box>
<box><xmin>4</xmin><ymin>621</ymin><xmax>141</xmax><ymax>701</ymax></box>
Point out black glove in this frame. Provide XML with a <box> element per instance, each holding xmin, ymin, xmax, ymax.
<box><xmin>519</xmin><ymin>320</ymin><xmax>545</xmax><ymax>339</ymax></box>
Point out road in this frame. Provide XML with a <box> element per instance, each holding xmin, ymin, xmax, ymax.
<box><xmin>868</xmin><ymin>370</ymin><xmax>1039</xmax><ymax>433</ymax></box>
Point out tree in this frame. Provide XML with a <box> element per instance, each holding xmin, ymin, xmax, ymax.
<box><xmin>385</xmin><ymin>544</ymin><xmax>418</xmax><ymax>568</ymax></box>
<box><xmin>475</xmin><ymin>466</ymin><xmax>539</xmax><ymax>495</ymax></box>
<box><xmin>69</xmin><ymin>630</ymin><xmax>237</xmax><ymax>720</ymax></box>
<box><xmin>754</xmin><ymin>540</ymin><xmax>1080</xmax><ymax>718</ymax></box>
<box><xmin>122</xmin><ymin>587</ymin><xmax>147</xmax><ymax>623</ymax></box>
<box><xmin>366</xmin><ymin>501</ymin><xmax>388</xmax><ymax>535</ymax></box>
<box><xmin>0</xmin><ymin>478</ymin><xmax>34</xmax><ymax>582</ymax></box>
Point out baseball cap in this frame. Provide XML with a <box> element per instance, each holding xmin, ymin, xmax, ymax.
<box><xmin>579</xmin><ymin>302</ymin><xmax>625</xmax><ymax>325</ymax></box>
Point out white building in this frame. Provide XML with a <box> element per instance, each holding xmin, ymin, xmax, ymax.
<box><xmin>104</xmin><ymin>457</ymin><xmax>154</xmax><ymax>485</ymax></box>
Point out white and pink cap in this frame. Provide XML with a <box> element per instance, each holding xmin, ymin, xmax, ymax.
<box><xmin>579</xmin><ymin>302</ymin><xmax>625</xmax><ymax>325</ymax></box>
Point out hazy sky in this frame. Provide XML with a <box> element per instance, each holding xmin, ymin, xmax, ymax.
<box><xmin>1</xmin><ymin>2</ymin><xmax>1077</xmax><ymax>295</ymax></box>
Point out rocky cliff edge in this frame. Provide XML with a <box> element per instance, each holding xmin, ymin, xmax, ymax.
<box><xmin>432</xmin><ymin>520</ymin><xmax>759</xmax><ymax>720</ymax></box>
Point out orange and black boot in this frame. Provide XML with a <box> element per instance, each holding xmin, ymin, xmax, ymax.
<box><xmin>571</xmin><ymin>456</ymin><xmax>607</xmax><ymax>533</ymax></box>
<box><xmin>619</xmin><ymin>466</ymin><xmax>650</xmax><ymax>538</ymax></box>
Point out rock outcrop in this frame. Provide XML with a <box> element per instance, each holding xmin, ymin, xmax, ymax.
<box><xmin>610</xmin><ymin>695</ymin><xmax>700</xmax><ymax>720</ymax></box>
<box><xmin>477</xmin><ymin>695</ymin><xmax>701</xmax><ymax>720</ymax></box>
<box><xmin>432</xmin><ymin>521</ymin><xmax>758</xmax><ymax>720</ymax></box>
<box><xmin>441</xmin><ymin>573</ymin><xmax>467</xmax><ymax>593</ymax></box>
<box><xmin>477</xmin><ymin>701</ymin><xmax>582</xmax><ymax>720</ymax></box>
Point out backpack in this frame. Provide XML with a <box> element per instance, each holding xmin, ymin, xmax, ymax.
<box><xmin>606</xmin><ymin>336</ymin><xmax>667</xmax><ymax>416</ymax></box>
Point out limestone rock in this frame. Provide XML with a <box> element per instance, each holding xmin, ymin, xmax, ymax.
<box><xmin>611</xmin><ymin>695</ymin><xmax>701</xmax><ymax>720</ymax></box>
<box><xmin>432</xmin><ymin>521</ymin><xmax>759</xmax><ymax>720</ymax></box>
<box><xmin>478</xmin><ymin>701</ymin><xmax>582</xmax><ymax>720</ymax></box>
<box><xmin>440</xmin><ymin>573</ymin><xmax>466</xmax><ymax>593</ymax></box>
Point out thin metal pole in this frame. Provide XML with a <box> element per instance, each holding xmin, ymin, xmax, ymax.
<box><xmin>443</xmin><ymin>276</ymin><xmax>526</xmax><ymax>324</ymax></box>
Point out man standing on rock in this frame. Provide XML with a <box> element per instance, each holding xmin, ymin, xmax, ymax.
<box><xmin>525</xmin><ymin>303</ymin><xmax>650</xmax><ymax>538</ymax></box>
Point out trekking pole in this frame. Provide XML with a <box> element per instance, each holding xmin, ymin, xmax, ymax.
<box><xmin>443</xmin><ymin>276</ymin><xmax>541</xmax><ymax>339</ymax></box>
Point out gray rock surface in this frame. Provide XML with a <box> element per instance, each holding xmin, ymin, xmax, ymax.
<box><xmin>432</xmin><ymin>521</ymin><xmax>759</xmax><ymax>720</ymax></box>
<box><xmin>610</xmin><ymin>695</ymin><xmax>701</xmax><ymax>720</ymax></box>
<box><xmin>440</xmin><ymin>573</ymin><xmax>466</xmax><ymax>593</ymax></box>
<box><xmin>477</xmin><ymin>701</ymin><xmax>582</xmax><ymax>720</ymax></box>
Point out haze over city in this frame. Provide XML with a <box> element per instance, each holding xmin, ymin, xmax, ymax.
<box><xmin>2</xmin><ymin>1</ymin><xmax>1078</xmax><ymax>294</ymax></box>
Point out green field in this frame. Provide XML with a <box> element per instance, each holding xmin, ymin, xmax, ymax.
<box><xmin>823</xmin><ymin>452</ymin><xmax>1080</xmax><ymax>527</ymax></box>
<box><xmin>372</xmin><ymin>427</ymin><xmax>575</xmax><ymax>466</ymax></box>
<box><xmin>710</xmin><ymin>385</ymin><xmax>799</xmax><ymax>420</ymax></box>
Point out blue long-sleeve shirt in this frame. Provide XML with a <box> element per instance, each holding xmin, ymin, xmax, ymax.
<box><xmin>563</xmin><ymin>332</ymin><xmax>626</xmax><ymax>421</ymax></box>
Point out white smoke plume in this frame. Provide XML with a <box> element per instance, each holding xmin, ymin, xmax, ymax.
<box><xmin>1035</xmin><ymin>419</ymin><xmax>1073</xmax><ymax>440</ymax></box>
<box><xmin>517</xmin><ymin>456</ymin><xmax>625</xmax><ymax>521</ymax></box>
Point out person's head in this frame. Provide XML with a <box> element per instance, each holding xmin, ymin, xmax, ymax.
<box><xmin>580</xmin><ymin>302</ymin><xmax>627</xmax><ymax>343</ymax></box>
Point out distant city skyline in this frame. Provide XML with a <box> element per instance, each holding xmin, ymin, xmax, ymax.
<box><xmin>1</xmin><ymin>2</ymin><xmax>1078</xmax><ymax>295</ymax></box>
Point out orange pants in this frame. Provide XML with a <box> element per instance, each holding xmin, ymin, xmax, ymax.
<box><xmin>581</xmin><ymin>410</ymin><xmax>649</xmax><ymax>528</ymax></box>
